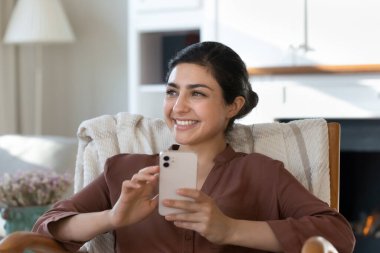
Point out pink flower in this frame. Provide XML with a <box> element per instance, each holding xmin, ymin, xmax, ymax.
<box><xmin>0</xmin><ymin>170</ymin><xmax>72</xmax><ymax>207</ymax></box>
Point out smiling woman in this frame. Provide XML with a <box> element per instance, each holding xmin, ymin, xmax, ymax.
<box><xmin>30</xmin><ymin>41</ymin><xmax>355</xmax><ymax>253</ymax></box>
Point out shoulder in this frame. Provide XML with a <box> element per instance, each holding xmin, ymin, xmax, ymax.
<box><xmin>228</xmin><ymin>151</ymin><xmax>291</xmax><ymax>182</ymax></box>
<box><xmin>104</xmin><ymin>153</ymin><xmax>159</xmax><ymax>180</ymax></box>
<box><xmin>106</xmin><ymin>153</ymin><xmax>158</xmax><ymax>165</ymax></box>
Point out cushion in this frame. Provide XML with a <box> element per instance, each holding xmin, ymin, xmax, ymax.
<box><xmin>0</xmin><ymin>135</ymin><xmax>77</xmax><ymax>176</ymax></box>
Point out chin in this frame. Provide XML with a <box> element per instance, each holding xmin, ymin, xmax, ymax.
<box><xmin>174</xmin><ymin>136</ymin><xmax>193</xmax><ymax>146</ymax></box>
<box><xmin>174</xmin><ymin>138</ymin><xmax>188</xmax><ymax>145</ymax></box>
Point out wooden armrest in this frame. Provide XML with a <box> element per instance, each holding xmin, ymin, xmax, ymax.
<box><xmin>0</xmin><ymin>231</ymin><xmax>72</xmax><ymax>253</ymax></box>
<box><xmin>302</xmin><ymin>236</ymin><xmax>339</xmax><ymax>253</ymax></box>
<box><xmin>1</xmin><ymin>233</ymin><xmax>338</xmax><ymax>253</ymax></box>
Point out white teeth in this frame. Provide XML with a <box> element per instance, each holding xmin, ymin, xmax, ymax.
<box><xmin>176</xmin><ymin>120</ymin><xmax>197</xmax><ymax>126</ymax></box>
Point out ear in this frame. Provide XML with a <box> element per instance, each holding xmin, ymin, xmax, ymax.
<box><xmin>226</xmin><ymin>96</ymin><xmax>245</xmax><ymax>118</ymax></box>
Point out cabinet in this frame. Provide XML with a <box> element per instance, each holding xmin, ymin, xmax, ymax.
<box><xmin>216</xmin><ymin>0</ymin><xmax>380</xmax><ymax>67</ymax></box>
<box><xmin>306</xmin><ymin>0</ymin><xmax>380</xmax><ymax>65</ymax></box>
<box><xmin>217</xmin><ymin>0</ymin><xmax>305</xmax><ymax>67</ymax></box>
<box><xmin>240</xmin><ymin>74</ymin><xmax>380</xmax><ymax>124</ymax></box>
<box><xmin>281</xmin><ymin>82</ymin><xmax>380</xmax><ymax>119</ymax></box>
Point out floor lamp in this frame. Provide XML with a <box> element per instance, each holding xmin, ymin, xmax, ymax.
<box><xmin>3</xmin><ymin>0</ymin><xmax>75</xmax><ymax>135</ymax></box>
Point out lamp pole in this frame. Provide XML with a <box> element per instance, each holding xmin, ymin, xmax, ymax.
<box><xmin>34</xmin><ymin>45</ymin><xmax>43</xmax><ymax>135</ymax></box>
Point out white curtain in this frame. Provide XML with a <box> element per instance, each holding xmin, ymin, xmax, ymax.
<box><xmin>0</xmin><ymin>0</ymin><xmax>18</xmax><ymax>134</ymax></box>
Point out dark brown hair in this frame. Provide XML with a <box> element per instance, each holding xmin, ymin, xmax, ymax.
<box><xmin>166</xmin><ymin>41</ymin><xmax>259</xmax><ymax>132</ymax></box>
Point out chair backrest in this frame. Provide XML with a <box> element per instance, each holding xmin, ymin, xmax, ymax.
<box><xmin>327</xmin><ymin>122</ymin><xmax>341</xmax><ymax>210</ymax></box>
<box><xmin>75</xmin><ymin>113</ymin><xmax>339</xmax><ymax>205</ymax></box>
<box><xmin>74</xmin><ymin>113</ymin><xmax>340</xmax><ymax>252</ymax></box>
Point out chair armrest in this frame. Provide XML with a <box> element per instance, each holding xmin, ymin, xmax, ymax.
<box><xmin>0</xmin><ymin>231</ymin><xmax>74</xmax><ymax>253</ymax></box>
<box><xmin>302</xmin><ymin>236</ymin><xmax>339</xmax><ymax>253</ymax></box>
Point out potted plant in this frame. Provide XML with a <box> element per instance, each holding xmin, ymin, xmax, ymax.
<box><xmin>0</xmin><ymin>170</ymin><xmax>71</xmax><ymax>234</ymax></box>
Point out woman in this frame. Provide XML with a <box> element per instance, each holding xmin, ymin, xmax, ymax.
<box><xmin>33</xmin><ymin>41</ymin><xmax>355</xmax><ymax>253</ymax></box>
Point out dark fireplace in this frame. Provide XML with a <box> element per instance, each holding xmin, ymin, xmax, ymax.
<box><xmin>334</xmin><ymin>119</ymin><xmax>380</xmax><ymax>253</ymax></box>
<box><xmin>279</xmin><ymin>118</ymin><xmax>380</xmax><ymax>252</ymax></box>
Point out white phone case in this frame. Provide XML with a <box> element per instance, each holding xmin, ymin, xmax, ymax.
<box><xmin>158</xmin><ymin>150</ymin><xmax>197</xmax><ymax>216</ymax></box>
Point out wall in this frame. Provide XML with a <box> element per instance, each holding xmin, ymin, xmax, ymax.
<box><xmin>17</xmin><ymin>0</ymin><xmax>128</xmax><ymax>137</ymax></box>
<box><xmin>12</xmin><ymin>0</ymin><xmax>380</xmax><ymax>136</ymax></box>
<box><xmin>0</xmin><ymin>0</ymin><xmax>18</xmax><ymax>134</ymax></box>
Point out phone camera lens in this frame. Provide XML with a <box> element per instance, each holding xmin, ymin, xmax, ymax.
<box><xmin>163</xmin><ymin>162</ymin><xmax>170</xmax><ymax>167</ymax></box>
<box><xmin>163</xmin><ymin>156</ymin><xmax>170</xmax><ymax>161</ymax></box>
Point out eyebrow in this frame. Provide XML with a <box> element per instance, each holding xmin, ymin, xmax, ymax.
<box><xmin>167</xmin><ymin>82</ymin><xmax>214</xmax><ymax>91</ymax></box>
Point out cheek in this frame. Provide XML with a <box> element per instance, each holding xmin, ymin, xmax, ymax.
<box><xmin>163</xmin><ymin>100</ymin><xmax>173</xmax><ymax>124</ymax></box>
<box><xmin>163</xmin><ymin>98</ymin><xmax>171</xmax><ymax>111</ymax></box>
<box><xmin>212</xmin><ymin>102</ymin><xmax>230</xmax><ymax>117</ymax></box>
<box><xmin>163</xmin><ymin>100</ymin><xmax>168</xmax><ymax>112</ymax></box>
<box><xmin>214</xmin><ymin>106</ymin><xmax>232</xmax><ymax>126</ymax></box>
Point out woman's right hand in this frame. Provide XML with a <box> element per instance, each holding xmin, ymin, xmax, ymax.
<box><xmin>108</xmin><ymin>165</ymin><xmax>159</xmax><ymax>229</ymax></box>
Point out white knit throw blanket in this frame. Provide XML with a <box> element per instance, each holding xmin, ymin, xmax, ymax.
<box><xmin>75</xmin><ymin>112</ymin><xmax>329</xmax><ymax>253</ymax></box>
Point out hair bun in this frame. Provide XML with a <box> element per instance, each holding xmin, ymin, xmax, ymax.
<box><xmin>237</xmin><ymin>87</ymin><xmax>259</xmax><ymax>119</ymax></box>
<box><xmin>248</xmin><ymin>89</ymin><xmax>259</xmax><ymax>109</ymax></box>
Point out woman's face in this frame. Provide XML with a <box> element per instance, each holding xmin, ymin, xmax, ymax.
<box><xmin>164</xmin><ymin>63</ymin><xmax>237</xmax><ymax>148</ymax></box>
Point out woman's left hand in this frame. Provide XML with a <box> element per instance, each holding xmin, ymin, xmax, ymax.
<box><xmin>163</xmin><ymin>188</ymin><xmax>234</xmax><ymax>245</ymax></box>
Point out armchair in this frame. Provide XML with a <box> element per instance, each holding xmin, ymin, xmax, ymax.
<box><xmin>0</xmin><ymin>113</ymin><xmax>341</xmax><ymax>253</ymax></box>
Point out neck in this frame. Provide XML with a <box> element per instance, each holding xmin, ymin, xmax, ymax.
<box><xmin>178</xmin><ymin>139</ymin><xmax>226</xmax><ymax>164</ymax></box>
<box><xmin>178</xmin><ymin>138</ymin><xmax>227</xmax><ymax>189</ymax></box>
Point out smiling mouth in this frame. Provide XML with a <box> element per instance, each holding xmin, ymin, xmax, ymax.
<box><xmin>175</xmin><ymin>120</ymin><xmax>198</xmax><ymax>126</ymax></box>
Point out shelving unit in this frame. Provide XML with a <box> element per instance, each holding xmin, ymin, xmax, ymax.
<box><xmin>127</xmin><ymin>0</ymin><xmax>216</xmax><ymax>118</ymax></box>
<box><xmin>139</xmin><ymin>30</ymin><xmax>200</xmax><ymax>85</ymax></box>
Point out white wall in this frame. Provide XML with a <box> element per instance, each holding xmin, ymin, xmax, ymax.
<box><xmin>0</xmin><ymin>0</ymin><xmax>18</xmax><ymax>134</ymax></box>
<box><xmin>12</xmin><ymin>0</ymin><xmax>380</xmax><ymax>136</ymax></box>
<box><xmin>17</xmin><ymin>0</ymin><xmax>128</xmax><ymax>137</ymax></box>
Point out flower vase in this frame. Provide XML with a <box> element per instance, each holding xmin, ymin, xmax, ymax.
<box><xmin>1</xmin><ymin>205</ymin><xmax>50</xmax><ymax>235</ymax></box>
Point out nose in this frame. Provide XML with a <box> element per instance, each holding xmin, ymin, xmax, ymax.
<box><xmin>173</xmin><ymin>94</ymin><xmax>190</xmax><ymax>113</ymax></box>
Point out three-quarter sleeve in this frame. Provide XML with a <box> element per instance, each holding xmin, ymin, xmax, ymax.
<box><xmin>32</xmin><ymin>164</ymin><xmax>112</xmax><ymax>252</ymax></box>
<box><xmin>266</xmin><ymin>162</ymin><xmax>355</xmax><ymax>253</ymax></box>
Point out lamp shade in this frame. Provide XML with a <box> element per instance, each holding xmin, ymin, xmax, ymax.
<box><xmin>3</xmin><ymin>0</ymin><xmax>75</xmax><ymax>44</ymax></box>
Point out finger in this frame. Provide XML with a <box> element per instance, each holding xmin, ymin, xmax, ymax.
<box><xmin>165</xmin><ymin>211</ymin><xmax>204</xmax><ymax>223</ymax></box>
<box><xmin>163</xmin><ymin>199</ymin><xmax>201</xmax><ymax>212</ymax></box>
<box><xmin>150</xmin><ymin>173</ymin><xmax>159</xmax><ymax>187</ymax></box>
<box><xmin>176</xmin><ymin>188</ymin><xmax>208</xmax><ymax>201</ymax></box>
<box><xmin>122</xmin><ymin>180</ymin><xmax>141</xmax><ymax>189</ymax></box>
<box><xmin>138</xmin><ymin>165</ymin><xmax>160</xmax><ymax>175</ymax></box>
<box><xmin>173</xmin><ymin>221</ymin><xmax>198</xmax><ymax>230</ymax></box>
<box><xmin>131</xmin><ymin>173</ymin><xmax>158</xmax><ymax>183</ymax></box>
<box><xmin>131</xmin><ymin>166</ymin><xmax>159</xmax><ymax>184</ymax></box>
<box><xmin>122</xmin><ymin>176</ymin><xmax>157</xmax><ymax>189</ymax></box>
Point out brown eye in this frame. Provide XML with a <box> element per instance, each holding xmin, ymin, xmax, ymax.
<box><xmin>166</xmin><ymin>89</ymin><xmax>178</xmax><ymax>97</ymax></box>
<box><xmin>192</xmin><ymin>91</ymin><xmax>205</xmax><ymax>97</ymax></box>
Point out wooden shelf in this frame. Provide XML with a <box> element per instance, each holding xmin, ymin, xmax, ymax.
<box><xmin>248</xmin><ymin>64</ymin><xmax>380</xmax><ymax>76</ymax></box>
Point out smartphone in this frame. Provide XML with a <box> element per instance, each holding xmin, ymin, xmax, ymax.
<box><xmin>158</xmin><ymin>150</ymin><xmax>198</xmax><ymax>216</ymax></box>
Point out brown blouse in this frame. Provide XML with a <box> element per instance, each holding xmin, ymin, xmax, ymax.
<box><xmin>33</xmin><ymin>146</ymin><xmax>355</xmax><ymax>253</ymax></box>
